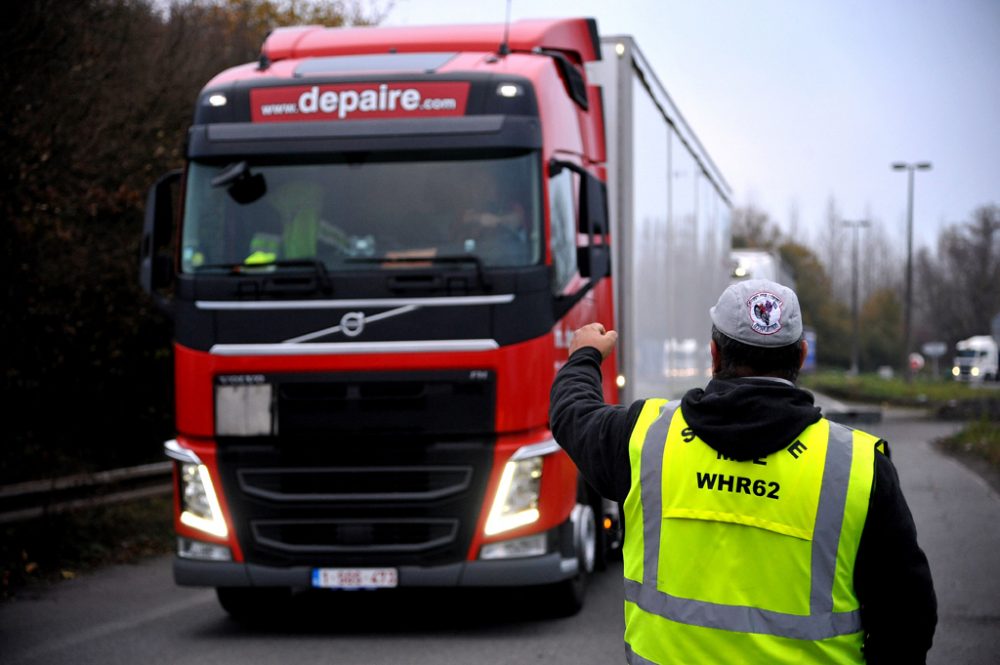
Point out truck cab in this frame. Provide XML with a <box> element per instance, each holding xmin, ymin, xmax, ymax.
<box><xmin>952</xmin><ymin>335</ymin><xmax>999</xmax><ymax>382</ymax></box>
<box><xmin>141</xmin><ymin>18</ymin><xmax>617</xmax><ymax>618</ymax></box>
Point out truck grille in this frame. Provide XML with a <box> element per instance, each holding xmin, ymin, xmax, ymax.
<box><xmin>217</xmin><ymin>439</ymin><xmax>493</xmax><ymax>568</ymax></box>
<box><xmin>274</xmin><ymin>369</ymin><xmax>495</xmax><ymax>436</ymax></box>
<box><xmin>214</xmin><ymin>369</ymin><xmax>497</xmax><ymax>568</ymax></box>
<box><xmin>252</xmin><ymin>518</ymin><xmax>459</xmax><ymax>554</ymax></box>
<box><xmin>237</xmin><ymin>466</ymin><xmax>474</xmax><ymax>502</ymax></box>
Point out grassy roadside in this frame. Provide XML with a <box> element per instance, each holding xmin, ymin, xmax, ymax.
<box><xmin>1</xmin><ymin>495</ymin><xmax>174</xmax><ymax>600</ymax></box>
<box><xmin>935</xmin><ymin>419</ymin><xmax>1000</xmax><ymax>466</ymax></box>
<box><xmin>799</xmin><ymin>370</ymin><xmax>991</xmax><ymax>408</ymax></box>
<box><xmin>801</xmin><ymin>370</ymin><xmax>1000</xmax><ymax>487</ymax></box>
<box><xmin>934</xmin><ymin>419</ymin><xmax>1000</xmax><ymax>494</ymax></box>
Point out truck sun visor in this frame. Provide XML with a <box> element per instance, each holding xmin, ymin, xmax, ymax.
<box><xmin>188</xmin><ymin>116</ymin><xmax>542</xmax><ymax>157</ymax></box>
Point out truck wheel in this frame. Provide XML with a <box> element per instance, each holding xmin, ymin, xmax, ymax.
<box><xmin>216</xmin><ymin>587</ymin><xmax>292</xmax><ymax>623</ymax></box>
<box><xmin>592</xmin><ymin>494</ymin><xmax>618</xmax><ymax>572</ymax></box>
<box><xmin>546</xmin><ymin>502</ymin><xmax>597</xmax><ymax>617</ymax></box>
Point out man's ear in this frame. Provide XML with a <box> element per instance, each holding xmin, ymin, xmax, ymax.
<box><xmin>710</xmin><ymin>339</ymin><xmax>721</xmax><ymax>374</ymax></box>
<box><xmin>798</xmin><ymin>338</ymin><xmax>809</xmax><ymax>369</ymax></box>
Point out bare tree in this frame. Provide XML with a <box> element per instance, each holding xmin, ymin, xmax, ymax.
<box><xmin>0</xmin><ymin>0</ymin><xmax>387</xmax><ymax>482</ymax></box>
<box><xmin>731</xmin><ymin>204</ymin><xmax>782</xmax><ymax>249</ymax></box>
<box><xmin>815</xmin><ymin>196</ymin><xmax>848</xmax><ymax>297</ymax></box>
<box><xmin>915</xmin><ymin>205</ymin><xmax>1000</xmax><ymax>346</ymax></box>
<box><xmin>858</xmin><ymin>217</ymin><xmax>902</xmax><ymax>303</ymax></box>
<box><xmin>785</xmin><ymin>201</ymin><xmax>801</xmax><ymax>243</ymax></box>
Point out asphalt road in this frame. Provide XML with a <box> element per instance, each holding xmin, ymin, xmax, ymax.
<box><xmin>875</xmin><ymin>411</ymin><xmax>1000</xmax><ymax>664</ymax></box>
<box><xmin>2</xmin><ymin>409</ymin><xmax>997</xmax><ymax>664</ymax></box>
<box><xmin>0</xmin><ymin>554</ymin><xmax>626</xmax><ymax>664</ymax></box>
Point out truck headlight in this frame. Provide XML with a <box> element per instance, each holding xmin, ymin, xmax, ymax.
<box><xmin>971</xmin><ymin>367</ymin><xmax>980</xmax><ymax>377</ymax></box>
<box><xmin>484</xmin><ymin>440</ymin><xmax>561</xmax><ymax>536</ymax></box>
<box><xmin>952</xmin><ymin>366</ymin><xmax>960</xmax><ymax>377</ymax></box>
<box><xmin>485</xmin><ymin>456</ymin><xmax>542</xmax><ymax>536</ymax></box>
<box><xmin>179</xmin><ymin>462</ymin><xmax>229</xmax><ymax>538</ymax></box>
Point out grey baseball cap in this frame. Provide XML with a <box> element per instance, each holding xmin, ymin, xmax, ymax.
<box><xmin>710</xmin><ymin>279</ymin><xmax>803</xmax><ymax>348</ymax></box>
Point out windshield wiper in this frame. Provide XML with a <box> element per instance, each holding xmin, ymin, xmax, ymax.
<box><xmin>346</xmin><ymin>254</ymin><xmax>492</xmax><ymax>290</ymax></box>
<box><xmin>194</xmin><ymin>259</ymin><xmax>332</xmax><ymax>293</ymax></box>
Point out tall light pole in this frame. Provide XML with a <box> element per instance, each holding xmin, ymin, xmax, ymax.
<box><xmin>844</xmin><ymin>219</ymin><xmax>870</xmax><ymax>375</ymax></box>
<box><xmin>891</xmin><ymin>161</ymin><xmax>932</xmax><ymax>382</ymax></box>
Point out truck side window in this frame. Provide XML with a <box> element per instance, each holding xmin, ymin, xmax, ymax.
<box><xmin>549</xmin><ymin>169</ymin><xmax>578</xmax><ymax>293</ymax></box>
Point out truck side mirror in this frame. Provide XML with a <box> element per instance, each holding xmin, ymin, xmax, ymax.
<box><xmin>140</xmin><ymin>170</ymin><xmax>182</xmax><ymax>314</ymax></box>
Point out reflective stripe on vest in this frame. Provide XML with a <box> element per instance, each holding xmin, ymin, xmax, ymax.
<box><xmin>623</xmin><ymin>399</ymin><xmax>875</xmax><ymax>661</ymax></box>
<box><xmin>625</xmin><ymin>642</ymin><xmax>659</xmax><ymax>665</ymax></box>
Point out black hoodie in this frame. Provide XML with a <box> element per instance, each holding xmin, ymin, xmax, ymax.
<box><xmin>549</xmin><ymin>346</ymin><xmax>936</xmax><ymax>664</ymax></box>
<box><xmin>680</xmin><ymin>376</ymin><xmax>822</xmax><ymax>460</ymax></box>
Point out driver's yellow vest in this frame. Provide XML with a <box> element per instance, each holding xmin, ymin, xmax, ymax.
<box><xmin>623</xmin><ymin>399</ymin><xmax>880</xmax><ymax>664</ymax></box>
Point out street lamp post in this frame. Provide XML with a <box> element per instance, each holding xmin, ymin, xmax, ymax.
<box><xmin>891</xmin><ymin>161</ymin><xmax>932</xmax><ymax>382</ymax></box>
<box><xmin>844</xmin><ymin>219</ymin><xmax>870</xmax><ymax>375</ymax></box>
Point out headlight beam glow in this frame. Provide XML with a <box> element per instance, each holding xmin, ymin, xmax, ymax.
<box><xmin>179</xmin><ymin>463</ymin><xmax>229</xmax><ymax>538</ymax></box>
<box><xmin>484</xmin><ymin>455</ymin><xmax>543</xmax><ymax>536</ymax></box>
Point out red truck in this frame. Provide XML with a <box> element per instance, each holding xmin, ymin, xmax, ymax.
<box><xmin>140</xmin><ymin>17</ymin><xmax>731</xmax><ymax>618</ymax></box>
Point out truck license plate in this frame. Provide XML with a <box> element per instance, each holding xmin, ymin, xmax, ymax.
<box><xmin>311</xmin><ymin>568</ymin><xmax>398</xmax><ymax>589</ymax></box>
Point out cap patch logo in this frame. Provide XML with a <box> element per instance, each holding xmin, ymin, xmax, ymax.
<box><xmin>747</xmin><ymin>292</ymin><xmax>783</xmax><ymax>336</ymax></box>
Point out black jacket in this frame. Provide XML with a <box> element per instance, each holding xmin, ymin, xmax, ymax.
<box><xmin>549</xmin><ymin>347</ymin><xmax>937</xmax><ymax>664</ymax></box>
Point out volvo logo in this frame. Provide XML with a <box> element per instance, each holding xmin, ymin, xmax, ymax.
<box><xmin>281</xmin><ymin>303</ymin><xmax>421</xmax><ymax>344</ymax></box>
<box><xmin>340</xmin><ymin>311</ymin><xmax>365</xmax><ymax>337</ymax></box>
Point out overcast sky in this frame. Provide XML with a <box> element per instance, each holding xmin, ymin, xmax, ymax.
<box><xmin>384</xmin><ymin>0</ymin><xmax>1000</xmax><ymax>251</ymax></box>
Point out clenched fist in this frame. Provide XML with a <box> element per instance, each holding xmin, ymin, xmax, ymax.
<box><xmin>569</xmin><ymin>322</ymin><xmax>618</xmax><ymax>359</ymax></box>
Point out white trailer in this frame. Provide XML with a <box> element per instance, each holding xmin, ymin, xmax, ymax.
<box><xmin>588</xmin><ymin>37</ymin><xmax>733</xmax><ymax>402</ymax></box>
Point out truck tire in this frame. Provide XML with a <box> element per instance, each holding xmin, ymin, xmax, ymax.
<box><xmin>216</xmin><ymin>587</ymin><xmax>292</xmax><ymax>623</ymax></box>
<box><xmin>589</xmin><ymin>490</ymin><xmax>615</xmax><ymax>572</ymax></box>
<box><xmin>545</xmin><ymin>501</ymin><xmax>597</xmax><ymax>617</ymax></box>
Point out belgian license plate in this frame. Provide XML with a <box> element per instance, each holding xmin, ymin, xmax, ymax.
<box><xmin>311</xmin><ymin>567</ymin><xmax>398</xmax><ymax>589</ymax></box>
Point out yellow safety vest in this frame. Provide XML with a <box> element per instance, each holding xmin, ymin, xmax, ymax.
<box><xmin>622</xmin><ymin>399</ymin><xmax>879</xmax><ymax>664</ymax></box>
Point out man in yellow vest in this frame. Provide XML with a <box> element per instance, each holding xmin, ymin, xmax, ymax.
<box><xmin>549</xmin><ymin>279</ymin><xmax>936</xmax><ymax>664</ymax></box>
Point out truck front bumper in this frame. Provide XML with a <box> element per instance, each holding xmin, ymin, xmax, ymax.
<box><xmin>174</xmin><ymin>551</ymin><xmax>578</xmax><ymax>588</ymax></box>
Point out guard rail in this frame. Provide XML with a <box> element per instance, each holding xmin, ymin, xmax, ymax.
<box><xmin>0</xmin><ymin>462</ymin><xmax>172</xmax><ymax>524</ymax></box>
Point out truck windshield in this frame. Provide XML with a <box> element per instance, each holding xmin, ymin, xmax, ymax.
<box><xmin>180</xmin><ymin>152</ymin><xmax>542</xmax><ymax>273</ymax></box>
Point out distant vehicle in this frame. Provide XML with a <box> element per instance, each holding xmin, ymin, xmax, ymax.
<box><xmin>729</xmin><ymin>249</ymin><xmax>795</xmax><ymax>288</ymax></box>
<box><xmin>952</xmin><ymin>335</ymin><xmax>998</xmax><ymax>382</ymax></box>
